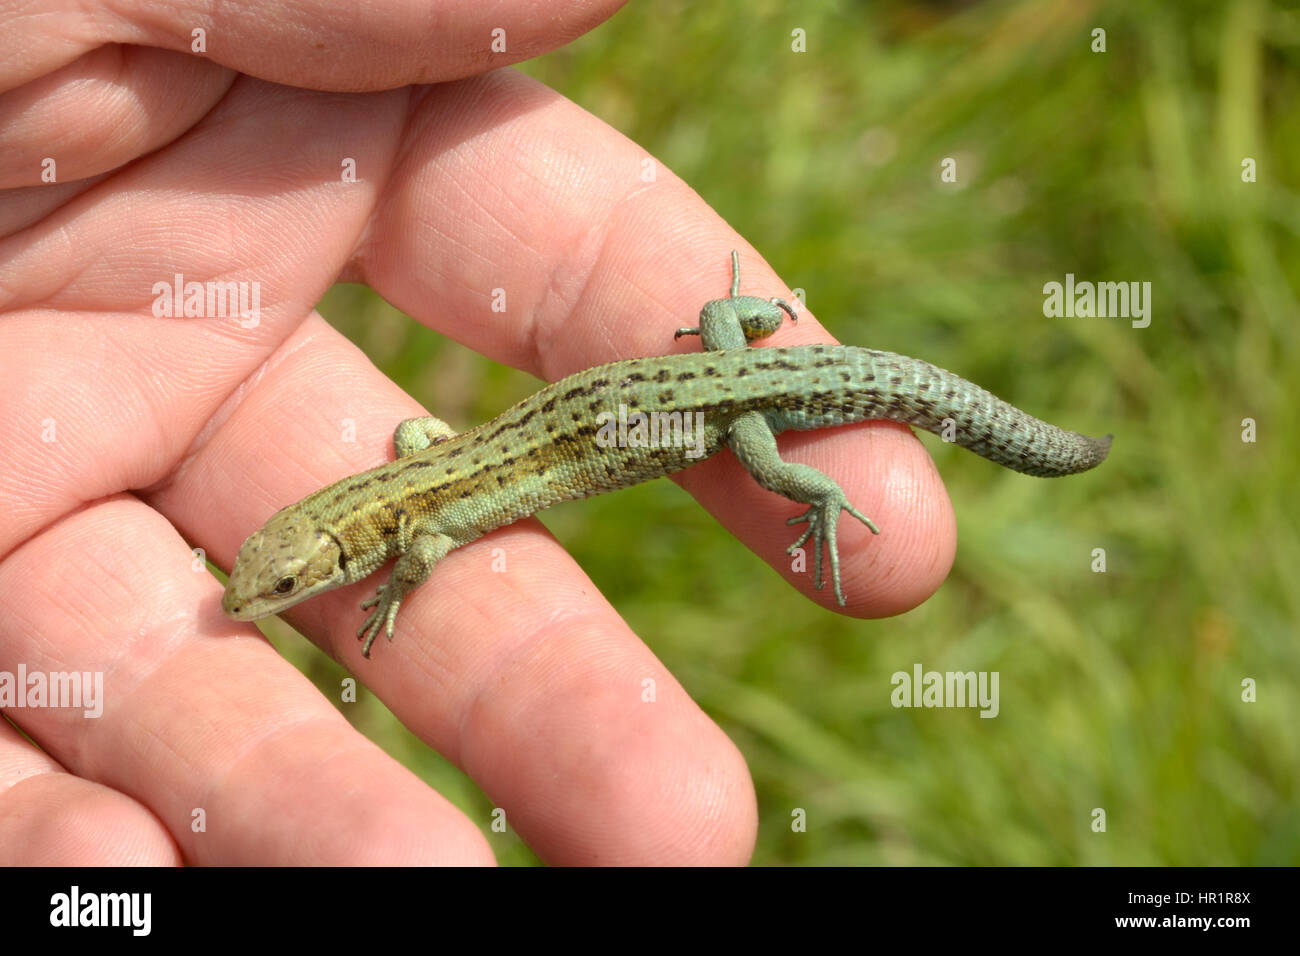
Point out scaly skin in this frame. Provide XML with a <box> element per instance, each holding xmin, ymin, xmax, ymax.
<box><xmin>222</xmin><ymin>252</ymin><xmax>1111</xmax><ymax>656</ymax></box>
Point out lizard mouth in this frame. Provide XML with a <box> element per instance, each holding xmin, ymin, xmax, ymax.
<box><xmin>221</xmin><ymin>589</ymin><xmax>255</xmax><ymax>620</ymax></box>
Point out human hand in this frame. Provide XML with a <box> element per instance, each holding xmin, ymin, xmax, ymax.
<box><xmin>0</xmin><ymin>1</ymin><xmax>955</xmax><ymax>864</ymax></box>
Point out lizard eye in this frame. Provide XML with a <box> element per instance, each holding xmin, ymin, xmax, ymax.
<box><xmin>273</xmin><ymin>576</ymin><xmax>296</xmax><ymax>595</ymax></box>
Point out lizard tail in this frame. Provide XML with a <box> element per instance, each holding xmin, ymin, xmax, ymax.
<box><xmin>810</xmin><ymin>347</ymin><xmax>1114</xmax><ymax>477</ymax></box>
<box><xmin>858</xmin><ymin>349</ymin><xmax>1114</xmax><ymax>477</ymax></box>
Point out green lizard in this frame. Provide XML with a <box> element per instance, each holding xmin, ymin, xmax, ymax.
<box><xmin>222</xmin><ymin>252</ymin><xmax>1112</xmax><ymax>656</ymax></box>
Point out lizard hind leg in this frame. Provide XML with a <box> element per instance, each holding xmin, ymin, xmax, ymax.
<box><xmin>393</xmin><ymin>416</ymin><xmax>458</xmax><ymax>458</ymax></box>
<box><xmin>785</xmin><ymin>496</ymin><xmax>880</xmax><ymax>604</ymax></box>
<box><xmin>727</xmin><ymin>412</ymin><xmax>879</xmax><ymax>605</ymax></box>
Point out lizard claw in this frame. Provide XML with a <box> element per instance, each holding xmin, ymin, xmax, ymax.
<box><xmin>357</xmin><ymin>585</ymin><xmax>401</xmax><ymax>657</ymax></box>
<box><xmin>785</xmin><ymin>493</ymin><xmax>880</xmax><ymax>605</ymax></box>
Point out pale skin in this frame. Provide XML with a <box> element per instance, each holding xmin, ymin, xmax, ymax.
<box><xmin>0</xmin><ymin>2</ymin><xmax>957</xmax><ymax>865</ymax></box>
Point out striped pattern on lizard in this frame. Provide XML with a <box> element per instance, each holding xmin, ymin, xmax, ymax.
<box><xmin>222</xmin><ymin>252</ymin><xmax>1111</xmax><ymax>656</ymax></box>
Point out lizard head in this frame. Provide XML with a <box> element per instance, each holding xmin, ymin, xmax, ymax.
<box><xmin>222</xmin><ymin>508</ymin><xmax>346</xmax><ymax>621</ymax></box>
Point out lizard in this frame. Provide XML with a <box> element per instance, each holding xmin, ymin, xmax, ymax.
<box><xmin>222</xmin><ymin>252</ymin><xmax>1112</xmax><ymax>656</ymax></box>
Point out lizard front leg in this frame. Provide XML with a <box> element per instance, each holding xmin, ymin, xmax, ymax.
<box><xmin>353</xmin><ymin>413</ymin><xmax>461</xmax><ymax>657</ymax></box>
<box><xmin>357</xmin><ymin>531</ymin><xmax>456</xmax><ymax>657</ymax></box>
<box><xmin>727</xmin><ymin>411</ymin><xmax>879</xmax><ymax>605</ymax></box>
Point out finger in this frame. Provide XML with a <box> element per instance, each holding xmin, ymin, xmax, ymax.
<box><xmin>1</xmin><ymin>0</ymin><xmax>626</xmax><ymax>91</ymax></box>
<box><xmin>0</xmin><ymin>495</ymin><xmax>495</xmax><ymax>864</ymax></box>
<box><xmin>0</xmin><ymin>81</ymin><xmax>403</xmax><ymax>558</ymax></box>
<box><xmin>0</xmin><ymin>0</ymin><xmax>627</xmax><ymax>185</ymax></box>
<box><xmin>0</xmin><ymin>45</ymin><xmax>235</xmax><ymax>188</ymax></box>
<box><xmin>353</xmin><ymin>69</ymin><xmax>958</xmax><ymax>613</ymax></box>
<box><xmin>0</xmin><ymin>68</ymin><xmax>952</xmax><ymax>615</ymax></box>
<box><xmin>161</xmin><ymin>315</ymin><xmax>758</xmax><ymax>865</ymax></box>
<box><xmin>0</xmin><ymin>719</ymin><xmax>182</xmax><ymax>865</ymax></box>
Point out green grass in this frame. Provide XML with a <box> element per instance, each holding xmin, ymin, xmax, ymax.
<box><xmin>293</xmin><ymin>0</ymin><xmax>1300</xmax><ymax>865</ymax></box>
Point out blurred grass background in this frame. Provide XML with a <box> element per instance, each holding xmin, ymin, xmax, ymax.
<box><xmin>285</xmin><ymin>0</ymin><xmax>1300</xmax><ymax>864</ymax></box>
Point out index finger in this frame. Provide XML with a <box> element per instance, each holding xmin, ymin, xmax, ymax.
<box><xmin>351</xmin><ymin>69</ymin><xmax>958</xmax><ymax>615</ymax></box>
